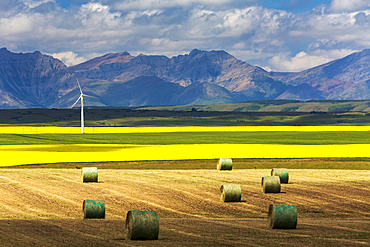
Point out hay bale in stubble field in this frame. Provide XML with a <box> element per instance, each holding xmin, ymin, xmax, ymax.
<box><xmin>83</xmin><ymin>200</ymin><xmax>105</xmax><ymax>219</ymax></box>
<box><xmin>220</xmin><ymin>184</ymin><xmax>241</xmax><ymax>202</ymax></box>
<box><xmin>217</xmin><ymin>158</ymin><xmax>233</xmax><ymax>170</ymax></box>
<box><xmin>271</xmin><ymin>168</ymin><xmax>289</xmax><ymax>183</ymax></box>
<box><xmin>261</xmin><ymin>176</ymin><xmax>281</xmax><ymax>193</ymax></box>
<box><xmin>81</xmin><ymin>167</ymin><xmax>98</xmax><ymax>182</ymax></box>
<box><xmin>268</xmin><ymin>204</ymin><xmax>297</xmax><ymax>229</ymax></box>
<box><xmin>125</xmin><ymin>210</ymin><xmax>159</xmax><ymax>240</ymax></box>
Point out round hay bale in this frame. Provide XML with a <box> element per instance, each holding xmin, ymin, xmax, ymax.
<box><xmin>83</xmin><ymin>200</ymin><xmax>105</xmax><ymax>219</ymax></box>
<box><xmin>125</xmin><ymin>210</ymin><xmax>159</xmax><ymax>240</ymax></box>
<box><xmin>220</xmin><ymin>184</ymin><xmax>241</xmax><ymax>202</ymax></box>
<box><xmin>81</xmin><ymin>167</ymin><xmax>98</xmax><ymax>183</ymax></box>
<box><xmin>261</xmin><ymin>176</ymin><xmax>281</xmax><ymax>193</ymax></box>
<box><xmin>268</xmin><ymin>204</ymin><xmax>297</xmax><ymax>229</ymax></box>
<box><xmin>217</xmin><ymin>158</ymin><xmax>233</xmax><ymax>170</ymax></box>
<box><xmin>271</xmin><ymin>168</ymin><xmax>289</xmax><ymax>183</ymax></box>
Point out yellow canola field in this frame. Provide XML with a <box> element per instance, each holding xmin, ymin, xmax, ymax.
<box><xmin>1</xmin><ymin>126</ymin><xmax>369</xmax><ymax>166</ymax></box>
<box><xmin>1</xmin><ymin>144</ymin><xmax>370</xmax><ymax>167</ymax></box>
<box><xmin>0</xmin><ymin>126</ymin><xmax>370</xmax><ymax>134</ymax></box>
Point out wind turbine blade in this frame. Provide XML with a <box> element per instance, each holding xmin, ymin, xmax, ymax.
<box><xmin>76</xmin><ymin>78</ymin><xmax>83</xmax><ymax>94</ymax></box>
<box><xmin>83</xmin><ymin>94</ymin><xmax>96</xmax><ymax>98</ymax></box>
<box><xmin>71</xmin><ymin>95</ymin><xmax>82</xmax><ymax>108</ymax></box>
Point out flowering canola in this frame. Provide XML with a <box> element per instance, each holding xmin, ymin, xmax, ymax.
<box><xmin>0</xmin><ymin>126</ymin><xmax>369</xmax><ymax>166</ymax></box>
<box><xmin>1</xmin><ymin>143</ymin><xmax>369</xmax><ymax>167</ymax></box>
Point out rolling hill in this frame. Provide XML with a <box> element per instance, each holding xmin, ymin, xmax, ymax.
<box><xmin>140</xmin><ymin>99</ymin><xmax>370</xmax><ymax>113</ymax></box>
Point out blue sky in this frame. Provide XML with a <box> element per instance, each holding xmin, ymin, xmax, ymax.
<box><xmin>55</xmin><ymin>0</ymin><xmax>333</xmax><ymax>12</ymax></box>
<box><xmin>261</xmin><ymin>0</ymin><xmax>331</xmax><ymax>12</ymax></box>
<box><xmin>56</xmin><ymin>0</ymin><xmax>87</xmax><ymax>8</ymax></box>
<box><xmin>1</xmin><ymin>0</ymin><xmax>370</xmax><ymax>71</ymax></box>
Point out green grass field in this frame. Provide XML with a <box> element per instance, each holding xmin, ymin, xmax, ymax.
<box><xmin>1</xmin><ymin>131</ymin><xmax>370</xmax><ymax>145</ymax></box>
<box><xmin>141</xmin><ymin>99</ymin><xmax>370</xmax><ymax>112</ymax></box>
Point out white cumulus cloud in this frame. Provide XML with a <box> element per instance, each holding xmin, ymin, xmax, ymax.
<box><xmin>268</xmin><ymin>49</ymin><xmax>356</xmax><ymax>72</ymax></box>
<box><xmin>330</xmin><ymin>0</ymin><xmax>370</xmax><ymax>12</ymax></box>
<box><xmin>20</xmin><ymin>0</ymin><xmax>55</xmax><ymax>9</ymax></box>
<box><xmin>112</xmin><ymin>0</ymin><xmax>258</xmax><ymax>10</ymax></box>
<box><xmin>50</xmin><ymin>51</ymin><xmax>87</xmax><ymax>66</ymax></box>
<box><xmin>0</xmin><ymin>0</ymin><xmax>369</xmax><ymax>72</ymax></box>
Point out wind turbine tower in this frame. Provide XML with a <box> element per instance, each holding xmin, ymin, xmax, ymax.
<box><xmin>71</xmin><ymin>78</ymin><xmax>92</xmax><ymax>134</ymax></box>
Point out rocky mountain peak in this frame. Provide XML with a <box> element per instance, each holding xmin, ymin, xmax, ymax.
<box><xmin>71</xmin><ymin>51</ymin><xmax>135</xmax><ymax>72</ymax></box>
<box><xmin>0</xmin><ymin>49</ymin><xmax>71</xmax><ymax>108</ymax></box>
<box><xmin>0</xmin><ymin>47</ymin><xmax>10</xmax><ymax>53</ymax></box>
<box><xmin>189</xmin><ymin>49</ymin><xmax>201</xmax><ymax>56</ymax></box>
<box><xmin>188</xmin><ymin>48</ymin><xmax>234</xmax><ymax>59</ymax></box>
<box><xmin>1</xmin><ymin>48</ymin><xmax>370</xmax><ymax>108</ymax></box>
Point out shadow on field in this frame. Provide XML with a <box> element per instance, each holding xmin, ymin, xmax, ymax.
<box><xmin>0</xmin><ymin>219</ymin><xmax>368</xmax><ymax>246</ymax></box>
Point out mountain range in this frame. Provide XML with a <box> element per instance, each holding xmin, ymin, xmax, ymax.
<box><xmin>0</xmin><ymin>47</ymin><xmax>369</xmax><ymax>109</ymax></box>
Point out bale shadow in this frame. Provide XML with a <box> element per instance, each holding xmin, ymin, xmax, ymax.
<box><xmin>111</xmin><ymin>238</ymin><xmax>126</xmax><ymax>241</ymax></box>
<box><xmin>223</xmin><ymin>200</ymin><xmax>247</xmax><ymax>203</ymax></box>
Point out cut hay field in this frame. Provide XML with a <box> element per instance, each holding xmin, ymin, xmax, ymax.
<box><xmin>0</xmin><ymin>124</ymin><xmax>369</xmax><ymax>246</ymax></box>
<box><xmin>0</xmin><ymin>168</ymin><xmax>368</xmax><ymax>246</ymax></box>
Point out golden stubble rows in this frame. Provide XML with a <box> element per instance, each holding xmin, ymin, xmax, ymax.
<box><xmin>0</xmin><ymin>169</ymin><xmax>368</xmax><ymax>220</ymax></box>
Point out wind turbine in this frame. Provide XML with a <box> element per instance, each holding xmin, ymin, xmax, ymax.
<box><xmin>71</xmin><ymin>78</ymin><xmax>92</xmax><ymax>134</ymax></box>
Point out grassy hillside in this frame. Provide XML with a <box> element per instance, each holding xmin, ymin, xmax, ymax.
<box><xmin>141</xmin><ymin>100</ymin><xmax>370</xmax><ymax>112</ymax></box>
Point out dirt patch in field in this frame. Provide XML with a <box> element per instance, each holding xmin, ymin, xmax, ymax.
<box><xmin>0</xmin><ymin>169</ymin><xmax>368</xmax><ymax>246</ymax></box>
